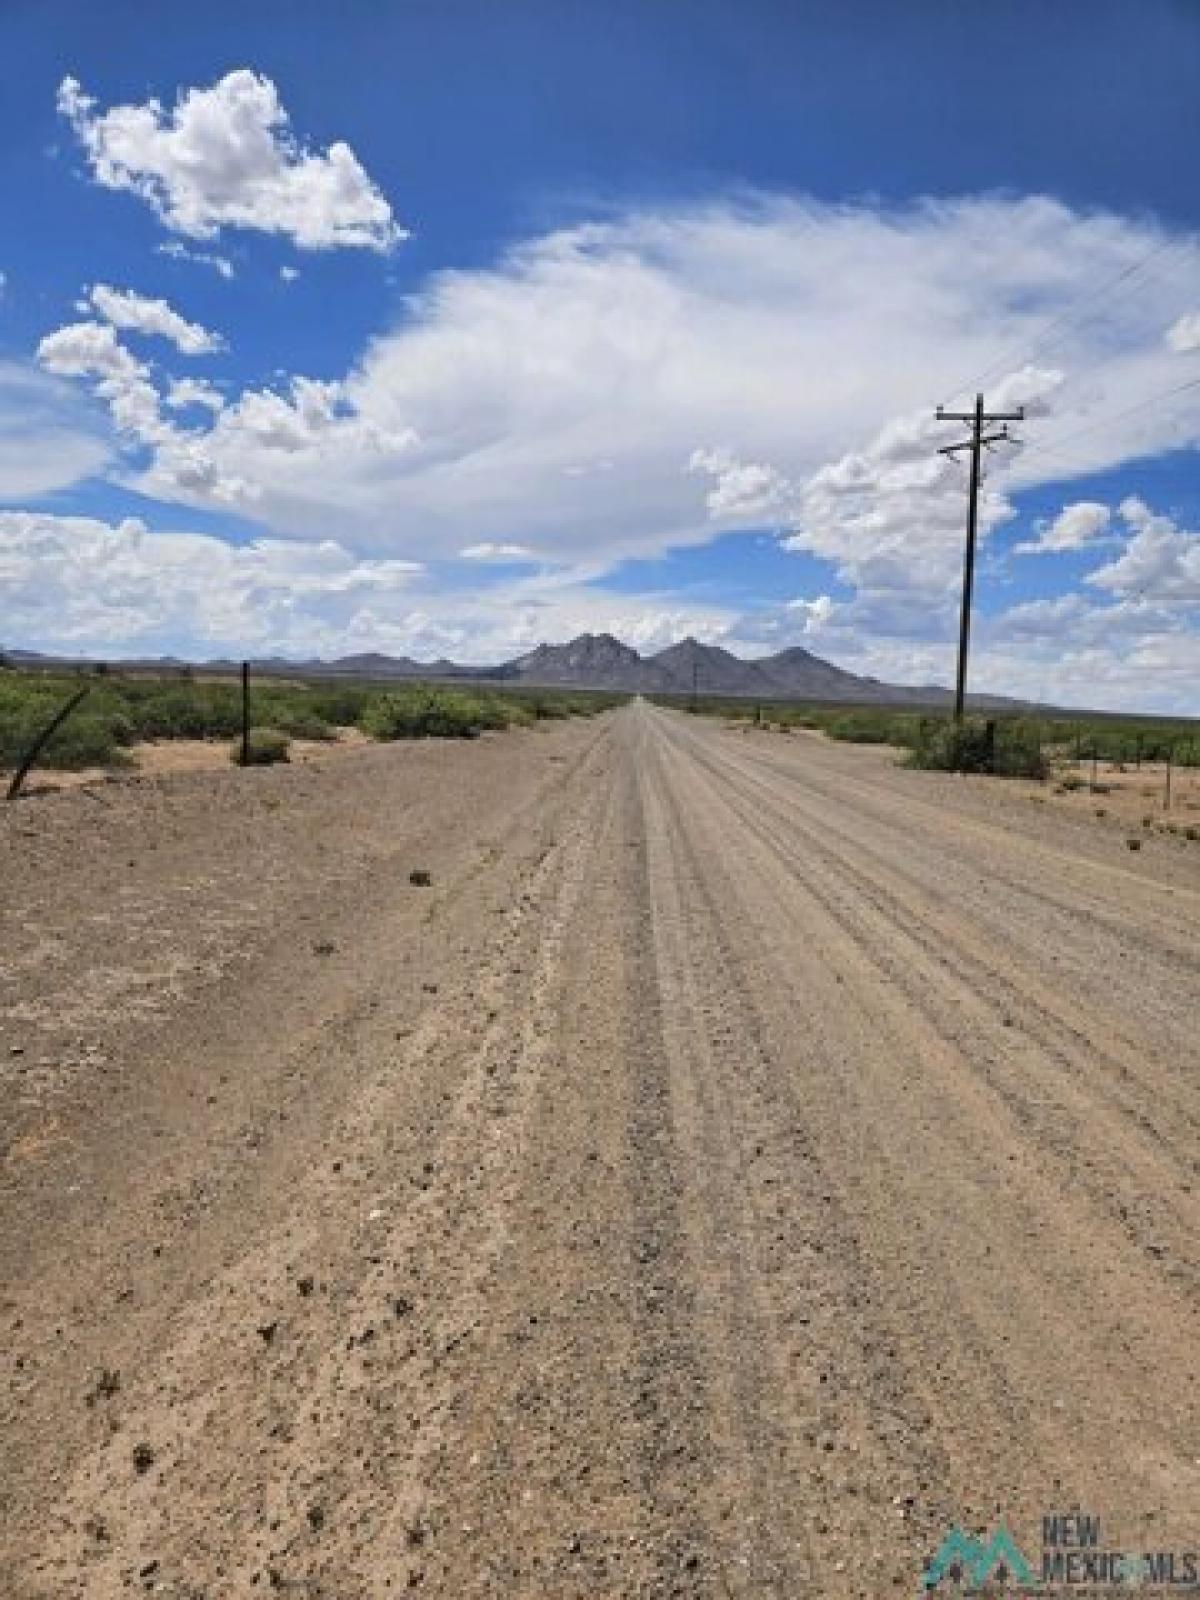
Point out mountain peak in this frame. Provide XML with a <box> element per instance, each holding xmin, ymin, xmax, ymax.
<box><xmin>489</xmin><ymin>631</ymin><xmax>1001</xmax><ymax>705</ymax></box>
<box><xmin>7</xmin><ymin>632</ymin><xmax>1018</xmax><ymax>708</ymax></box>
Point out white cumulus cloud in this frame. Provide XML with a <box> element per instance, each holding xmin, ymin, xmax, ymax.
<box><xmin>779</xmin><ymin>382</ymin><xmax>1060</xmax><ymax>634</ymax></box>
<box><xmin>0</xmin><ymin>510</ymin><xmax>422</xmax><ymax>655</ymax></box>
<box><xmin>1087</xmin><ymin>498</ymin><xmax>1200</xmax><ymax>607</ymax></box>
<box><xmin>65</xmin><ymin>195</ymin><xmax>1194</xmax><ymax>569</ymax></box>
<box><xmin>687</xmin><ymin>446</ymin><xmax>791</xmax><ymax>520</ymax></box>
<box><xmin>0</xmin><ymin>508</ymin><xmax>732</xmax><ymax>666</ymax></box>
<box><xmin>58</xmin><ymin>71</ymin><xmax>403</xmax><ymax>252</ymax></box>
<box><xmin>1014</xmin><ymin>500</ymin><xmax>1111</xmax><ymax>555</ymax></box>
<box><xmin>86</xmin><ymin>283</ymin><xmax>223</xmax><ymax>355</ymax></box>
<box><xmin>165</xmin><ymin>377</ymin><xmax>226</xmax><ymax>414</ymax></box>
<box><xmin>37</xmin><ymin>320</ymin><xmax>175</xmax><ymax>446</ymax></box>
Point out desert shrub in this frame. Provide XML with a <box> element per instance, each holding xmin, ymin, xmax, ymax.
<box><xmin>37</xmin><ymin>715</ymin><xmax>130</xmax><ymax>770</ymax></box>
<box><xmin>906</xmin><ymin>717</ymin><xmax>1047</xmax><ymax>779</ymax></box>
<box><xmin>523</xmin><ymin>693</ymin><xmax>571</xmax><ymax>721</ymax></box>
<box><xmin>0</xmin><ymin>668</ymin><xmax>616</xmax><ymax>769</ymax></box>
<box><xmin>359</xmin><ymin>687</ymin><xmax>508</xmax><ymax>740</ymax></box>
<box><xmin>0</xmin><ymin>703</ymin><xmax>132</xmax><ymax>771</ymax></box>
<box><xmin>55</xmin><ymin>716</ymin><xmax>138</xmax><ymax>768</ymax></box>
<box><xmin>822</xmin><ymin>710</ymin><xmax>905</xmax><ymax>744</ymax></box>
<box><xmin>975</xmin><ymin>719</ymin><xmax>1049</xmax><ymax>779</ymax></box>
<box><xmin>0</xmin><ymin>710</ymin><xmax>42</xmax><ymax>769</ymax></box>
<box><xmin>505</xmin><ymin>688</ymin><xmax>620</xmax><ymax>721</ymax></box>
<box><xmin>260</xmin><ymin>706</ymin><xmax>335</xmax><ymax>741</ymax></box>
<box><xmin>304</xmin><ymin>684</ymin><xmax>375</xmax><ymax>725</ymax></box>
<box><xmin>125</xmin><ymin>684</ymin><xmax>243</xmax><ymax>740</ymax></box>
<box><xmin>231</xmin><ymin>727</ymin><xmax>291</xmax><ymax>765</ymax></box>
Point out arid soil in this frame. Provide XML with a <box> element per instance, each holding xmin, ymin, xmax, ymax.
<box><xmin>1038</xmin><ymin>755</ymin><xmax>1199</xmax><ymax>829</ymax></box>
<box><xmin>14</xmin><ymin>729</ymin><xmax>372</xmax><ymax>795</ymax></box>
<box><xmin>1</xmin><ymin>702</ymin><xmax>1197</xmax><ymax>1597</ymax></box>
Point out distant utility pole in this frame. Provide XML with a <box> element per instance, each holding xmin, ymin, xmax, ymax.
<box><xmin>936</xmin><ymin>393</ymin><xmax>1024</xmax><ymax>720</ymax></box>
<box><xmin>240</xmin><ymin>660</ymin><xmax>251</xmax><ymax>766</ymax></box>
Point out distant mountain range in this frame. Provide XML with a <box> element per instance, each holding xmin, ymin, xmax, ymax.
<box><xmin>2</xmin><ymin>633</ymin><xmax>1023</xmax><ymax>708</ymax></box>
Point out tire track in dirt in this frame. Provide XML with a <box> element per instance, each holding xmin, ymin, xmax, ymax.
<box><xmin>4</xmin><ymin>718</ymin><xmax>624</xmax><ymax>1596</ymax></box>
<box><xmin>644</xmin><ymin>707</ymin><xmax>1198</xmax><ymax>1563</ymax></box>
<box><xmin>725</xmin><ymin>722</ymin><xmax>1200</xmax><ymax>973</ymax></box>
<box><xmin>666</xmin><ymin>715</ymin><xmax>1200</xmax><ymax>1251</ymax></box>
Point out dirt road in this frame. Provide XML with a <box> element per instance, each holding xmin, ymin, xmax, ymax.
<box><xmin>2</xmin><ymin>701</ymin><xmax>1197</xmax><ymax>1596</ymax></box>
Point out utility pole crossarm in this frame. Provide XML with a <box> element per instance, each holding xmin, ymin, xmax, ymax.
<box><xmin>938</xmin><ymin>429</ymin><xmax>1014</xmax><ymax>457</ymax></box>
<box><xmin>935</xmin><ymin>405</ymin><xmax>1025</xmax><ymax>423</ymax></box>
<box><xmin>934</xmin><ymin>393</ymin><xmax>1027</xmax><ymax>722</ymax></box>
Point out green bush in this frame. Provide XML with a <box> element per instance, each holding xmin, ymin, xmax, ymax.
<box><xmin>359</xmin><ymin>687</ymin><xmax>505</xmax><ymax>740</ymax></box>
<box><xmin>524</xmin><ymin>693</ymin><xmax>571</xmax><ymax>720</ymax></box>
<box><xmin>231</xmin><ymin>727</ymin><xmax>291</xmax><ymax>766</ymax></box>
<box><xmin>262</xmin><ymin>707</ymin><xmax>335</xmax><ymax>741</ymax></box>
<box><xmin>906</xmin><ymin>717</ymin><xmax>1047</xmax><ymax>778</ymax></box>
<box><xmin>822</xmin><ymin>710</ymin><xmax>914</xmax><ymax>745</ymax></box>
<box><xmin>123</xmin><ymin>684</ymin><xmax>243</xmax><ymax>740</ymax></box>
<box><xmin>305</xmin><ymin>684</ymin><xmax>374</xmax><ymax>726</ymax></box>
<box><xmin>0</xmin><ymin>668</ymin><xmax>619</xmax><ymax>773</ymax></box>
<box><xmin>37</xmin><ymin>715</ymin><xmax>131</xmax><ymax>770</ymax></box>
<box><xmin>0</xmin><ymin>704</ymin><xmax>130</xmax><ymax>771</ymax></box>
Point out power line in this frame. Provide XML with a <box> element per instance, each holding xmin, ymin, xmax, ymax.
<box><xmin>936</xmin><ymin>394</ymin><xmax>1025</xmax><ymax>721</ymax></box>
<box><xmin>937</xmin><ymin>232</ymin><xmax>1188</xmax><ymax>410</ymax></box>
<box><xmin>1007</xmin><ymin>373</ymin><xmax>1200</xmax><ymax>473</ymax></box>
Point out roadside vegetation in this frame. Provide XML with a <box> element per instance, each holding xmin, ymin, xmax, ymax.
<box><xmin>0</xmin><ymin>665</ymin><xmax>623</xmax><ymax>772</ymax></box>
<box><xmin>233</xmin><ymin>727</ymin><xmax>292</xmax><ymax>766</ymax></box>
<box><xmin>656</xmin><ymin>692</ymin><xmax>1200</xmax><ymax>778</ymax></box>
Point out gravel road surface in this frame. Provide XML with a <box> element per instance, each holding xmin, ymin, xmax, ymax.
<box><xmin>2</xmin><ymin>701</ymin><xmax>1196</xmax><ymax>1596</ymax></box>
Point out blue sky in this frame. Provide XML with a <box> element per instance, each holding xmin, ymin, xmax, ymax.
<box><xmin>1</xmin><ymin>0</ymin><xmax>1198</xmax><ymax>709</ymax></box>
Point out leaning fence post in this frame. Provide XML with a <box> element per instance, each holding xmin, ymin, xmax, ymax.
<box><xmin>6</xmin><ymin>684</ymin><xmax>93</xmax><ymax>801</ymax></box>
<box><xmin>1164</xmin><ymin>744</ymin><xmax>1173</xmax><ymax>812</ymax></box>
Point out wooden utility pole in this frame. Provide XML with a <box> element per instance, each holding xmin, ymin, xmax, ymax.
<box><xmin>936</xmin><ymin>394</ymin><xmax>1024</xmax><ymax>720</ymax></box>
<box><xmin>240</xmin><ymin>660</ymin><xmax>251</xmax><ymax>766</ymax></box>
